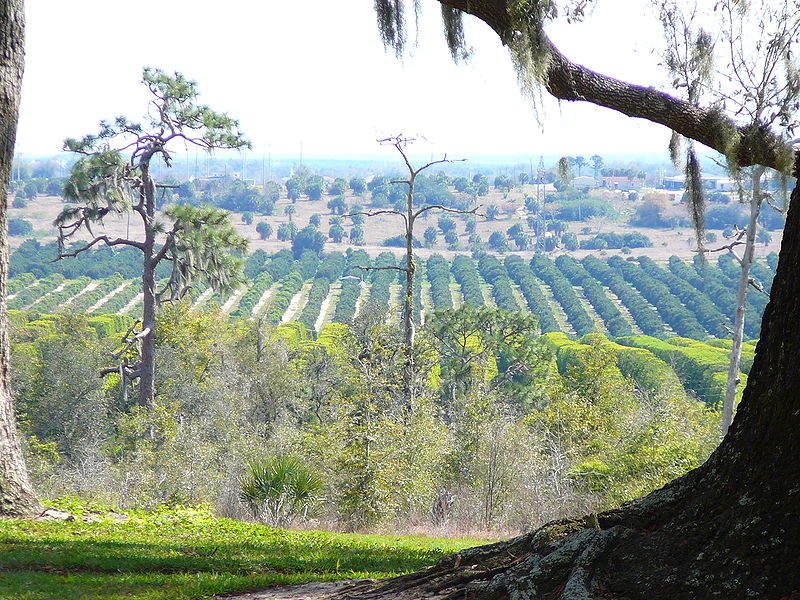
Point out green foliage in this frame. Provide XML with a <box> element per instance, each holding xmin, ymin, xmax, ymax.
<box><xmin>580</xmin><ymin>232</ymin><xmax>653</xmax><ymax>249</ymax></box>
<box><xmin>426</xmin><ymin>255</ymin><xmax>454</xmax><ymax>309</ymax></box>
<box><xmin>291</xmin><ymin>225</ymin><xmax>326</xmax><ymax>257</ymax></box>
<box><xmin>9</xmin><ymin>217</ymin><xmax>33</xmax><ymax>236</ymax></box>
<box><xmin>230</xmin><ymin>271</ymin><xmax>273</xmax><ymax>318</ymax></box>
<box><xmin>529</xmin><ymin>338</ymin><xmax>718</xmax><ymax>507</ymax></box>
<box><xmin>504</xmin><ymin>255</ymin><xmax>560</xmax><ymax>333</ymax></box>
<box><xmin>531</xmin><ymin>254</ymin><xmax>594</xmax><ymax>336</ymax></box>
<box><xmin>450</xmin><ymin>255</ymin><xmax>485</xmax><ymax>307</ymax></box>
<box><xmin>616</xmin><ymin>335</ymin><xmax>746</xmax><ymax>405</ymax></box>
<box><xmin>239</xmin><ymin>456</ymin><xmax>323</xmax><ymax>527</ymax></box>
<box><xmin>554</xmin><ymin>196</ymin><xmax>614</xmax><ymax>221</ymax></box>
<box><xmin>607</xmin><ymin>256</ymin><xmax>707</xmax><ymax>339</ymax></box>
<box><xmin>266</xmin><ymin>272</ymin><xmax>305</xmax><ymax>324</ymax></box>
<box><xmin>555</xmin><ymin>255</ymin><xmax>632</xmax><ymax>337</ymax></box>
<box><xmin>0</xmin><ymin>505</ymin><xmax>481</xmax><ymax>600</ymax></box>
<box><xmin>582</xmin><ymin>256</ymin><xmax>666</xmax><ymax>337</ymax></box>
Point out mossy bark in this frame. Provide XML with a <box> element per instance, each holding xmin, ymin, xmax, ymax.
<box><xmin>0</xmin><ymin>0</ymin><xmax>41</xmax><ymax>518</ymax></box>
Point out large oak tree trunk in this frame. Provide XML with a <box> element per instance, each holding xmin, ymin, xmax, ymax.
<box><xmin>0</xmin><ymin>0</ymin><xmax>40</xmax><ymax>517</ymax></box>
<box><xmin>334</xmin><ymin>154</ymin><xmax>800</xmax><ymax>599</ymax></box>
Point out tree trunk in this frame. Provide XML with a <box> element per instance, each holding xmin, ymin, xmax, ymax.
<box><xmin>138</xmin><ymin>163</ymin><xmax>157</xmax><ymax>407</ymax></box>
<box><xmin>333</xmin><ymin>152</ymin><xmax>800</xmax><ymax>600</ymax></box>
<box><xmin>0</xmin><ymin>0</ymin><xmax>40</xmax><ymax>517</ymax></box>
<box><xmin>721</xmin><ymin>167</ymin><xmax>764</xmax><ymax>435</ymax></box>
<box><xmin>402</xmin><ymin>184</ymin><xmax>416</xmax><ymax>399</ymax></box>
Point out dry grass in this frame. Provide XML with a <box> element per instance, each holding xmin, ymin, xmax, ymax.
<box><xmin>11</xmin><ymin>188</ymin><xmax>783</xmax><ymax>264</ymax></box>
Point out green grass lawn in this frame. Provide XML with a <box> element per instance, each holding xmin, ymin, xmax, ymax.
<box><xmin>0</xmin><ymin>504</ymin><xmax>486</xmax><ymax>600</ymax></box>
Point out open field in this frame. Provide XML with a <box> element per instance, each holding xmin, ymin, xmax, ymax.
<box><xmin>10</xmin><ymin>191</ymin><xmax>784</xmax><ymax>262</ymax></box>
<box><xmin>0</xmin><ymin>504</ymin><xmax>484</xmax><ymax>600</ymax></box>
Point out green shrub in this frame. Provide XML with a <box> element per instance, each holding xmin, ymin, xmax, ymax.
<box><xmin>239</xmin><ymin>456</ymin><xmax>323</xmax><ymax>528</ymax></box>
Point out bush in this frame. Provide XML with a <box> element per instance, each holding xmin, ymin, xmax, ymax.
<box><xmin>239</xmin><ymin>456</ymin><xmax>322</xmax><ymax>527</ymax></box>
<box><xmin>9</xmin><ymin>218</ymin><xmax>33</xmax><ymax>236</ymax></box>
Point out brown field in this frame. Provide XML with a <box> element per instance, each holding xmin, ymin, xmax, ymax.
<box><xmin>11</xmin><ymin>184</ymin><xmax>783</xmax><ymax>265</ymax></box>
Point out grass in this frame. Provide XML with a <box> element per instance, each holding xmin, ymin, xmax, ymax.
<box><xmin>0</xmin><ymin>504</ymin><xmax>486</xmax><ymax>600</ymax></box>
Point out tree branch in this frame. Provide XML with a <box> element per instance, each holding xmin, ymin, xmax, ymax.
<box><xmin>413</xmin><ymin>204</ymin><xmax>480</xmax><ymax>220</ymax></box>
<box><xmin>356</xmin><ymin>265</ymin><xmax>411</xmax><ymax>274</ymax></box>
<box><xmin>439</xmin><ymin>0</ymin><xmax>792</xmax><ymax>171</ymax></box>
<box><xmin>53</xmin><ymin>234</ymin><xmax>145</xmax><ymax>261</ymax></box>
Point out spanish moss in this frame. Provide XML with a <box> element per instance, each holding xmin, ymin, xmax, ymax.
<box><xmin>685</xmin><ymin>146</ymin><xmax>706</xmax><ymax>257</ymax></box>
<box><xmin>374</xmin><ymin>0</ymin><xmax>406</xmax><ymax>56</ymax></box>
<box><xmin>669</xmin><ymin>130</ymin><xmax>682</xmax><ymax>170</ymax></box>
<box><xmin>441</xmin><ymin>6</ymin><xmax>470</xmax><ymax>62</ymax></box>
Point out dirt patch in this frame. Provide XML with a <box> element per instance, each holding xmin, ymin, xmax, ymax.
<box><xmin>12</xmin><ymin>190</ymin><xmax>784</xmax><ymax>264</ymax></box>
<box><xmin>217</xmin><ymin>580</ymin><xmax>369</xmax><ymax>600</ymax></box>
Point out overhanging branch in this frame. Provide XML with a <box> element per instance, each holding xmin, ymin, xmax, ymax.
<box><xmin>438</xmin><ymin>0</ymin><xmax>791</xmax><ymax>172</ymax></box>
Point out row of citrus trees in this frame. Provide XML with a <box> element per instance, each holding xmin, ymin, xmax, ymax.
<box><xmin>8</xmin><ymin>250</ymin><xmax>777</xmax><ymax>342</ymax></box>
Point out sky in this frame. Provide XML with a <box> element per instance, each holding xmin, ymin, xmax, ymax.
<box><xmin>17</xmin><ymin>1</ymin><xmax>674</xmax><ymax>161</ymax></box>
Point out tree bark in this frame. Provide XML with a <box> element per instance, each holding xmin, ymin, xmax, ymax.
<box><xmin>402</xmin><ymin>183</ymin><xmax>416</xmax><ymax>398</ymax></box>
<box><xmin>332</xmin><ymin>154</ymin><xmax>800</xmax><ymax>599</ymax></box>
<box><xmin>138</xmin><ymin>161</ymin><xmax>157</xmax><ymax>407</ymax></box>
<box><xmin>0</xmin><ymin>0</ymin><xmax>41</xmax><ymax>517</ymax></box>
<box><xmin>721</xmin><ymin>168</ymin><xmax>764</xmax><ymax>435</ymax></box>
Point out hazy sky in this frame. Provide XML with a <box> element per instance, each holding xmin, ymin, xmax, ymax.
<box><xmin>18</xmin><ymin>1</ymin><xmax>672</xmax><ymax>160</ymax></box>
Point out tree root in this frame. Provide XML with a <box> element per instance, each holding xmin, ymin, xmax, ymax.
<box><xmin>330</xmin><ymin>510</ymin><xmax>646</xmax><ymax>600</ymax></box>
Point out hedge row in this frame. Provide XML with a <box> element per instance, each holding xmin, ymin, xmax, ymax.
<box><xmin>615</xmin><ymin>335</ymin><xmax>745</xmax><ymax>406</ymax></box>
<box><xmin>332</xmin><ymin>278</ymin><xmax>362</xmax><ymax>325</ymax></box>
<box><xmin>578</xmin><ymin>333</ymin><xmax>684</xmax><ymax>398</ymax></box>
<box><xmin>504</xmin><ymin>255</ymin><xmax>560</xmax><ymax>333</ymax></box>
<box><xmin>531</xmin><ymin>254</ymin><xmax>594</xmax><ymax>337</ymax></box>
<box><xmin>230</xmin><ymin>272</ymin><xmax>275</xmax><ymax>318</ymax></box>
<box><xmin>715</xmin><ymin>254</ymin><xmax>769</xmax><ymax>315</ymax></box>
<box><xmin>540</xmin><ymin>332</ymin><xmax>625</xmax><ymax>382</ymax></box>
<box><xmin>27</xmin><ymin>276</ymin><xmax>92</xmax><ymax>314</ymax></box>
<box><xmin>333</xmin><ymin>251</ymin><xmax>372</xmax><ymax>325</ymax></box>
<box><xmin>9</xmin><ymin>273</ymin><xmax>36</xmax><ymax>296</ymax></box>
<box><xmin>367</xmin><ymin>252</ymin><xmax>397</xmax><ymax>309</ymax></box>
<box><xmin>703</xmin><ymin>338</ymin><xmax>755</xmax><ymax>374</ymax></box>
<box><xmin>64</xmin><ymin>273</ymin><xmax>126</xmax><ymax>314</ymax></box>
<box><xmin>87</xmin><ymin>313</ymin><xmax>137</xmax><ymax>338</ymax></box>
<box><xmin>292</xmin><ymin>252</ymin><xmax>349</xmax><ymax>330</ymax></box>
<box><xmin>296</xmin><ymin>277</ymin><xmax>331</xmax><ymax>332</ymax></box>
<box><xmin>8</xmin><ymin>273</ymin><xmax>65</xmax><ymax>310</ymax></box>
<box><xmin>554</xmin><ymin>255</ymin><xmax>633</xmax><ymax>337</ymax></box>
<box><xmin>608</xmin><ymin>256</ymin><xmax>706</xmax><ymax>339</ymax></box>
<box><xmin>426</xmin><ymin>254</ymin><xmax>454</xmax><ymax>309</ymax></box>
<box><xmin>582</xmin><ymin>256</ymin><xmax>666</xmax><ymax>338</ymax></box>
<box><xmin>266</xmin><ymin>271</ymin><xmax>305</xmax><ymax>324</ymax></box>
<box><xmin>451</xmin><ymin>255</ymin><xmax>485</xmax><ymax>307</ymax></box>
<box><xmin>477</xmin><ymin>254</ymin><xmax>521</xmax><ymax>312</ymax></box>
<box><xmin>636</xmin><ymin>256</ymin><xmax>729</xmax><ymax>338</ymax></box>
<box><xmin>99</xmin><ymin>281</ymin><xmax>143</xmax><ymax>315</ymax></box>
<box><xmin>668</xmin><ymin>257</ymin><xmax>760</xmax><ymax>340</ymax></box>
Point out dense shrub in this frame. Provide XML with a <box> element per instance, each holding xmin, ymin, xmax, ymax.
<box><xmin>504</xmin><ymin>255</ymin><xmax>560</xmax><ymax>333</ymax></box>
<box><xmin>607</xmin><ymin>256</ymin><xmax>706</xmax><ymax>339</ymax></box>
<box><xmin>579</xmin><ymin>232</ymin><xmax>652</xmax><ymax>250</ymax></box>
<box><xmin>555</xmin><ymin>255</ymin><xmax>633</xmax><ymax>337</ymax></box>
<box><xmin>582</xmin><ymin>256</ymin><xmax>666</xmax><ymax>337</ymax></box>
<box><xmin>451</xmin><ymin>255</ymin><xmax>485</xmax><ymax>307</ymax></box>
<box><xmin>477</xmin><ymin>254</ymin><xmax>521</xmax><ymax>312</ymax></box>
<box><xmin>531</xmin><ymin>254</ymin><xmax>594</xmax><ymax>337</ymax></box>
<box><xmin>426</xmin><ymin>255</ymin><xmax>454</xmax><ymax>309</ymax></box>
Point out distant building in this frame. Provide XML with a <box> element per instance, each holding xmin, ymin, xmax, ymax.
<box><xmin>661</xmin><ymin>175</ymin><xmax>735</xmax><ymax>192</ymax></box>
<box><xmin>572</xmin><ymin>175</ymin><xmax>601</xmax><ymax>189</ymax></box>
<box><xmin>602</xmin><ymin>176</ymin><xmax>644</xmax><ymax>191</ymax></box>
